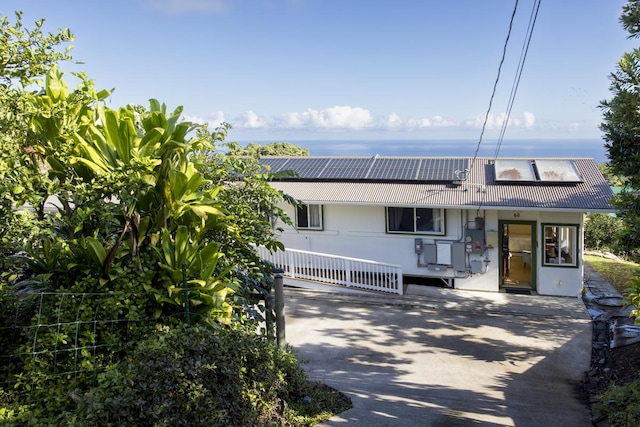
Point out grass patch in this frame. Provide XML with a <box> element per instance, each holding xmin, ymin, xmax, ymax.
<box><xmin>585</xmin><ymin>254</ymin><xmax>640</xmax><ymax>296</ymax></box>
<box><xmin>287</xmin><ymin>382</ymin><xmax>353</xmax><ymax>426</ymax></box>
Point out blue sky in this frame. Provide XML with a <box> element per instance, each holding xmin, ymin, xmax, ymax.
<box><xmin>4</xmin><ymin>0</ymin><xmax>636</xmax><ymax>143</ymax></box>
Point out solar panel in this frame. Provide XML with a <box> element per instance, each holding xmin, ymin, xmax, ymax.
<box><xmin>275</xmin><ymin>158</ymin><xmax>328</xmax><ymax>178</ymax></box>
<box><xmin>260</xmin><ymin>158</ymin><xmax>291</xmax><ymax>173</ymax></box>
<box><xmin>319</xmin><ymin>158</ymin><xmax>372</xmax><ymax>179</ymax></box>
<box><xmin>367</xmin><ymin>158</ymin><xmax>422</xmax><ymax>180</ymax></box>
<box><xmin>416</xmin><ymin>158</ymin><xmax>469</xmax><ymax>181</ymax></box>
<box><xmin>259</xmin><ymin>157</ymin><xmax>469</xmax><ymax>182</ymax></box>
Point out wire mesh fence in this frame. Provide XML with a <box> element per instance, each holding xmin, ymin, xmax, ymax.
<box><xmin>1</xmin><ymin>291</ymin><xmax>177</xmax><ymax>389</ymax></box>
<box><xmin>0</xmin><ymin>288</ymin><xmax>271</xmax><ymax>421</ymax></box>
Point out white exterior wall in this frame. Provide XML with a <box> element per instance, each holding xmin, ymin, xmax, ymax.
<box><xmin>276</xmin><ymin>204</ymin><xmax>584</xmax><ymax>297</ymax></box>
<box><xmin>533</xmin><ymin>211</ymin><xmax>584</xmax><ymax>297</ymax></box>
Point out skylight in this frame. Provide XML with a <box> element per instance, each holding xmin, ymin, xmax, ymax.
<box><xmin>494</xmin><ymin>160</ymin><xmax>536</xmax><ymax>181</ymax></box>
<box><xmin>534</xmin><ymin>160</ymin><xmax>582</xmax><ymax>182</ymax></box>
<box><xmin>494</xmin><ymin>159</ymin><xmax>582</xmax><ymax>184</ymax></box>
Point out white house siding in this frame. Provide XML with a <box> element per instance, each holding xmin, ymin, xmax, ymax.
<box><xmin>276</xmin><ymin>203</ymin><xmax>585</xmax><ymax>297</ymax></box>
<box><xmin>533</xmin><ymin>211</ymin><xmax>584</xmax><ymax>297</ymax></box>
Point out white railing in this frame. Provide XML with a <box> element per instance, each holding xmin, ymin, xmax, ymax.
<box><xmin>256</xmin><ymin>247</ymin><xmax>403</xmax><ymax>295</ymax></box>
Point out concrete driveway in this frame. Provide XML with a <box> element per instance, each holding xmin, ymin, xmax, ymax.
<box><xmin>284</xmin><ymin>285</ymin><xmax>592</xmax><ymax>427</ymax></box>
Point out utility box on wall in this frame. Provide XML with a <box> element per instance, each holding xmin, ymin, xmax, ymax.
<box><xmin>452</xmin><ymin>242</ymin><xmax>466</xmax><ymax>271</ymax></box>
<box><xmin>465</xmin><ymin>228</ymin><xmax>485</xmax><ymax>254</ymax></box>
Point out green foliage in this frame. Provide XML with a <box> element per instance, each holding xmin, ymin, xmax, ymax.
<box><xmin>626</xmin><ymin>275</ymin><xmax>640</xmax><ymax>321</ymax></box>
<box><xmin>0</xmin><ymin>12</ymin><xmax>74</xmax><ymax>256</ymax></box>
<box><xmin>598</xmin><ymin>380</ymin><xmax>640</xmax><ymax>426</ymax></box>
<box><xmin>600</xmin><ymin>1</ymin><xmax>640</xmax><ymax>255</ymax></box>
<box><xmin>622</xmin><ymin>0</ymin><xmax>640</xmax><ymax>38</ymax></box>
<box><xmin>585</xmin><ymin>213</ymin><xmax>623</xmax><ymax>252</ymax></box>
<box><xmin>597</xmin><ymin>162</ymin><xmax>624</xmax><ymax>186</ymax></box>
<box><xmin>227</xmin><ymin>141</ymin><xmax>310</xmax><ymax>157</ymax></box>
<box><xmin>0</xmin><ymin>12</ymin><xmax>345</xmax><ymax>426</ymax></box>
<box><xmin>75</xmin><ymin>326</ymin><xmax>309</xmax><ymax>427</ymax></box>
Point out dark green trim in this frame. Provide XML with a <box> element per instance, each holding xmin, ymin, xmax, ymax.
<box><xmin>541</xmin><ymin>223</ymin><xmax>580</xmax><ymax>269</ymax></box>
<box><xmin>498</xmin><ymin>220</ymin><xmax>537</xmax><ymax>291</ymax></box>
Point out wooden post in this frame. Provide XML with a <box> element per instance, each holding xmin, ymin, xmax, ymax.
<box><xmin>274</xmin><ymin>268</ymin><xmax>286</xmax><ymax>348</ymax></box>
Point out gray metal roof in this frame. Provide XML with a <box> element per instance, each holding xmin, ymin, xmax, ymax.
<box><xmin>264</xmin><ymin>157</ymin><xmax>615</xmax><ymax>212</ymax></box>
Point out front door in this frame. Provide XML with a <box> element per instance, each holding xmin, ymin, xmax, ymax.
<box><xmin>499</xmin><ymin>221</ymin><xmax>536</xmax><ymax>291</ymax></box>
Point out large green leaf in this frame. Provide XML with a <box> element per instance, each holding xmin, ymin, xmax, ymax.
<box><xmin>102</xmin><ymin>108</ymin><xmax>126</xmax><ymax>164</ymax></box>
<box><xmin>174</xmin><ymin>225</ymin><xmax>190</xmax><ymax>266</ymax></box>
<box><xmin>85</xmin><ymin>237</ymin><xmax>107</xmax><ymax>267</ymax></box>
<box><xmin>138</xmin><ymin>127</ymin><xmax>164</xmax><ymax>156</ymax></box>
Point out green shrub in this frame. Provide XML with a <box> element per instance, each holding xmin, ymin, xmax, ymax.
<box><xmin>585</xmin><ymin>213</ymin><xmax>623</xmax><ymax>252</ymax></box>
<box><xmin>76</xmin><ymin>325</ymin><xmax>308</xmax><ymax>427</ymax></box>
<box><xmin>599</xmin><ymin>380</ymin><xmax>640</xmax><ymax>426</ymax></box>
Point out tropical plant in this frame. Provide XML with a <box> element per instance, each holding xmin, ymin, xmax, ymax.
<box><xmin>0</xmin><ymin>11</ymin><xmax>318</xmax><ymax>424</ymax></box>
<box><xmin>600</xmin><ymin>0</ymin><xmax>640</xmax><ymax>258</ymax></box>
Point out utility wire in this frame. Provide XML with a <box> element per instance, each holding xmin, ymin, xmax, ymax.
<box><xmin>493</xmin><ymin>0</ymin><xmax>542</xmax><ymax>160</ymax></box>
<box><xmin>468</xmin><ymin>0</ymin><xmax>520</xmax><ymax>177</ymax></box>
<box><xmin>473</xmin><ymin>0</ymin><xmax>542</xmax><ymax>216</ymax></box>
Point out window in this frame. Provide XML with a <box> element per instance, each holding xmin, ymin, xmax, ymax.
<box><xmin>296</xmin><ymin>204</ymin><xmax>323</xmax><ymax>230</ymax></box>
<box><xmin>543</xmin><ymin>224</ymin><xmax>578</xmax><ymax>267</ymax></box>
<box><xmin>387</xmin><ymin>207</ymin><xmax>444</xmax><ymax>234</ymax></box>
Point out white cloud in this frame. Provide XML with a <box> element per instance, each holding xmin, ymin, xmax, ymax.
<box><xmin>384</xmin><ymin>112</ymin><xmax>403</xmax><ymax>129</ymax></box>
<box><xmin>182</xmin><ymin>114</ymin><xmax>206</xmax><ymax>125</ymax></box>
<box><xmin>522</xmin><ymin>111</ymin><xmax>536</xmax><ymax>128</ymax></box>
<box><xmin>406</xmin><ymin>115</ymin><xmax>456</xmax><ymax>129</ymax></box>
<box><xmin>236</xmin><ymin>110</ymin><xmax>268</xmax><ymax>129</ymax></box>
<box><xmin>183</xmin><ymin>110</ymin><xmax>226</xmax><ymax>127</ymax></box>
<box><xmin>185</xmin><ymin>107</ymin><xmax>538</xmax><ymax>136</ymax></box>
<box><xmin>146</xmin><ymin>0</ymin><xmax>229</xmax><ymax>15</ymax></box>
<box><xmin>207</xmin><ymin>110</ymin><xmax>226</xmax><ymax>127</ymax></box>
<box><xmin>463</xmin><ymin>112</ymin><xmax>536</xmax><ymax>130</ymax></box>
<box><xmin>274</xmin><ymin>106</ymin><xmax>374</xmax><ymax>129</ymax></box>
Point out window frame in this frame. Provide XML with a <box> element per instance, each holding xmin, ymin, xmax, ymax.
<box><xmin>386</xmin><ymin>207</ymin><xmax>445</xmax><ymax>235</ymax></box>
<box><xmin>542</xmin><ymin>223</ymin><xmax>579</xmax><ymax>268</ymax></box>
<box><xmin>295</xmin><ymin>204</ymin><xmax>324</xmax><ymax>230</ymax></box>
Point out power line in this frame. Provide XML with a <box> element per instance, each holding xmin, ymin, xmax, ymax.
<box><xmin>468</xmin><ymin>0</ymin><xmax>520</xmax><ymax>177</ymax></box>
<box><xmin>493</xmin><ymin>0</ymin><xmax>542</xmax><ymax>160</ymax></box>
<box><xmin>470</xmin><ymin>0</ymin><xmax>542</xmax><ymax>216</ymax></box>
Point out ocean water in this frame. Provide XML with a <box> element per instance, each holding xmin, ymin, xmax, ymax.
<box><xmin>274</xmin><ymin>139</ymin><xmax>608</xmax><ymax>163</ymax></box>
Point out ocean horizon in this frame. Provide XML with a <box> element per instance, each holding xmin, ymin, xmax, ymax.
<box><xmin>245</xmin><ymin>139</ymin><xmax>609</xmax><ymax>163</ymax></box>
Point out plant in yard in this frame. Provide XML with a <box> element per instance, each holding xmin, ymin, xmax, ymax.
<box><xmin>584</xmin><ymin>213</ymin><xmax>623</xmax><ymax>253</ymax></box>
<box><xmin>600</xmin><ymin>0</ymin><xmax>640</xmax><ymax>260</ymax></box>
<box><xmin>0</xmin><ymin>11</ymin><xmax>350</xmax><ymax>426</ymax></box>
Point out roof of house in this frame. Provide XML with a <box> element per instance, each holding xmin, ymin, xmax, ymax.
<box><xmin>261</xmin><ymin>156</ymin><xmax>615</xmax><ymax>213</ymax></box>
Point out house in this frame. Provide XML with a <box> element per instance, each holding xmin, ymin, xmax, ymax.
<box><xmin>260</xmin><ymin>156</ymin><xmax>615</xmax><ymax>297</ymax></box>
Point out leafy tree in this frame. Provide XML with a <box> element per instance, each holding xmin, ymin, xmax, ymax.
<box><xmin>600</xmin><ymin>1</ymin><xmax>640</xmax><ymax>257</ymax></box>
<box><xmin>0</xmin><ymin>12</ymin><xmax>74</xmax><ymax>257</ymax></box>
<box><xmin>227</xmin><ymin>141</ymin><xmax>310</xmax><ymax>156</ymax></box>
<box><xmin>0</xmin><ymin>12</ymin><xmax>298</xmax><ymax>421</ymax></box>
<box><xmin>584</xmin><ymin>213</ymin><xmax>623</xmax><ymax>252</ymax></box>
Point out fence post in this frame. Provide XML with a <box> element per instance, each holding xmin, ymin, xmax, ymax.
<box><xmin>274</xmin><ymin>268</ymin><xmax>286</xmax><ymax>348</ymax></box>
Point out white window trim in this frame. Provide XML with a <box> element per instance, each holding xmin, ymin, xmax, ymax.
<box><xmin>296</xmin><ymin>204</ymin><xmax>323</xmax><ymax>230</ymax></box>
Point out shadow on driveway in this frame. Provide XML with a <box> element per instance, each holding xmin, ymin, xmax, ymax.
<box><xmin>285</xmin><ymin>287</ymin><xmax>591</xmax><ymax>427</ymax></box>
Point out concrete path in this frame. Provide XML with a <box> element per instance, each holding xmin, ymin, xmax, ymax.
<box><xmin>284</xmin><ymin>285</ymin><xmax>592</xmax><ymax>427</ymax></box>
